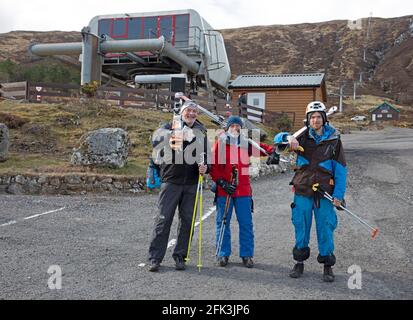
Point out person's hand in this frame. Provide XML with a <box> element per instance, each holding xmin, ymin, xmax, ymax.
<box><xmin>266</xmin><ymin>151</ymin><xmax>280</xmax><ymax>165</ymax></box>
<box><xmin>287</xmin><ymin>136</ymin><xmax>300</xmax><ymax>151</ymax></box>
<box><xmin>169</xmin><ymin>131</ymin><xmax>183</xmax><ymax>151</ymax></box>
<box><xmin>333</xmin><ymin>198</ymin><xmax>342</xmax><ymax>208</ymax></box>
<box><xmin>182</xmin><ymin>127</ymin><xmax>195</xmax><ymax>142</ymax></box>
<box><xmin>217</xmin><ymin>179</ymin><xmax>236</xmax><ymax>195</ymax></box>
<box><xmin>199</xmin><ymin>164</ymin><xmax>207</xmax><ymax>175</ymax></box>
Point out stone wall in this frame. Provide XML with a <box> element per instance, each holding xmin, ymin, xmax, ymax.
<box><xmin>0</xmin><ymin>174</ymin><xmax>146</xmax><ymax>195</ymax></box>
<box><xmin>0</xmin><ymin>162</ymin><xmax>288</xmax><ymax>196</ymax></box>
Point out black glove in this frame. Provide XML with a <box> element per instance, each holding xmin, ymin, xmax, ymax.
<box><xmin>266</xmin><ymin>151</ymin><xmax>280</xmax><ymax>165</ymax></box>
<box><xmin>336</xmin><ymin>198</ymin><xmax>346</xmax><ymax>211</ymax></box>
<box><xmin>216</xmin><ymin>179</ymin><xmax>236</xmax><ymax>195</ymax></box>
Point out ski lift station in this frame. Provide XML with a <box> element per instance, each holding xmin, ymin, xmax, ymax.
<box><xmin>29</xmin><ymin>9</ymin><xmax>231</xmax><ymax>97</ymax></box>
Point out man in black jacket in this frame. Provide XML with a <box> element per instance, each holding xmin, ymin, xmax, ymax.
<box><xmin>148</xmin><ymin>101</ymin><xmax>209</xmax><ymax>272</ymax></box>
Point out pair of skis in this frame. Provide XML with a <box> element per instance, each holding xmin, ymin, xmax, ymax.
<box><xmin>174</xmin><ymin>92</ymin><xmax>273</xmax><ymax>158</ymax></box>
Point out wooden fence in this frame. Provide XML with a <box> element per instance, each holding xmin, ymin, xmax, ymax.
<box><xmin>24</xmin><ymin>82</ymin><xmax>239</xmax><ymax>116</ymax></box>
<box><xmin>1</xmin><ymin>81</ymin><xmax>293</xmax><ymax>125</ymax></box>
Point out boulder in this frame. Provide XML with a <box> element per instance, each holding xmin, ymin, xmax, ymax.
<box><xmin>71</xmin><ymin>128</ymin><xmax>130</xmax><ymax>168</ymax></box>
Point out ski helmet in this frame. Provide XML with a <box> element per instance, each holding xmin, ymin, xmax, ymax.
<box><xmin>306</xmin><ymin>101</ymin><xmax>327</xmax><ymax>125</ymax></box>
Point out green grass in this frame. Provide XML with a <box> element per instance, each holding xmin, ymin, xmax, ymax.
<box><xmin>0</xmin><ymin>100</ymin><xmax>172</xmax><ymax>176</ymax></box>
<box><xmin>0</xmin><ymin>99</ymin><xmax>282</xmax><ymax>176</ymax></box>
<box><xmin>0</xmin><ymin>153</ymin><xmax>67</xmax><ymax>174</ymax></box>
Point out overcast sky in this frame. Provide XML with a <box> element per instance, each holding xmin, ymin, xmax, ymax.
<box><xmin>1</xmin><ymin>0</ymin><xmax>413</xmax><ymax>33</ymax></box>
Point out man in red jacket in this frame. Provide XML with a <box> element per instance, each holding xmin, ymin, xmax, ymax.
<box><xmin>210</xmin><ymin>116</ymin><xmax>273</xmax><ymax>268</ymax></box>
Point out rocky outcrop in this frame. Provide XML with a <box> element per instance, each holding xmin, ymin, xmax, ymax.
<box><xmin>71</xmin><ymin>128</ymin><xmax>130</xmax><ymax>168</ymax></box>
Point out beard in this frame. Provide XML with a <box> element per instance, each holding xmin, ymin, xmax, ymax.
<box><xmin>228</xmin><ymin>129</ymin><xmax>240</xmax><ymax>138</ymax></box>
<box><xmin>183</xmin><ymin>116</ymin><xmax>196</xmax><ymax>127</ymax></box>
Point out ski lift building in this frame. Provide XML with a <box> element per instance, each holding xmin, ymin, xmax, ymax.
<box><xmin>88</xmin><ymin>9</ymin><xmax>231</xmax><ymax>91</ymax></box>
<box><xmin>29</xmin><ymin>9</ymin><xmax>231</xmax><ymax>95</ymax></box>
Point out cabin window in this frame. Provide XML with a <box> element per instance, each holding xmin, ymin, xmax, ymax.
<box><xmin>377</xmin><ymin>114</ymin><xmax>383</xmax><ymax>118</ymax></box>
<box><xmin>112</xmin><ymin>18</ymin><xmax>128</xmax><ymax>38</ymax></box>
<box><xmin>175</xmin><ymin>14</ymin><xmax>189</xmax><ymax>48</ymax></box>
<box><xmin>144</xmin><ymin>17</ymin><xmax>157</xmax><ymax>39</ymax></box>
<box><xmin>128</xmin><ymin>17</ymin><xmax>142</xmax><ymax>39</ymax></box>
<box><xmin>387</xmin><ymin>114</ymin><xmax>393</xmax><ymax>119</ymax></box>
<box><xmin>98</xmin><ymin>19</ymin><xmax>111</xmax><ymax>37</ymax></box>
<box><xmin>159</xmin><ymin>16</ymin><xmax>173</xmax><ymax>42</ymax></box>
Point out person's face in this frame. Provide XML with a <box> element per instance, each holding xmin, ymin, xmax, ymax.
<box><xmin>182</xmin><ymin>107</ymin><xmax>198</xmax><ymax>126</ymax></box>
<box><xmin>228</xmin><ymin>124</ymin><xmax>241</xmax><ymax>137</ymax></box>
<box><xmin>310</xmin><ymin>112</ymin><xmax>323</xmax><ymax>131</ymax></box>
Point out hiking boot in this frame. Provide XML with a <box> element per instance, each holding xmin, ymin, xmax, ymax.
<box><xmin>149</xmin><ymin>260</ymin><xmax>160</xmax><ymax>272</ymax></box>
<box><xmin>174</xmin><ymin>256</ymin><xmax>186</xmax><ymax>271</ymax></box>
<box><xmin>289</xmin><ymin>263</ymin><xmax>304</xmax><ymax>278</ymax></box>
<box><xmin>217</xmin><ymin>256</ymin><xmax>229</xmax><ymax>267</ymax></box>
<box><xmin>242</xmin><ymin>257</ymin><xmax>254</xmax><ymax>268</ymax></box>
<box><xmin>323</xmin><ymin>265</ymin><xmax>335</xmax><ymax>282</ymax></box>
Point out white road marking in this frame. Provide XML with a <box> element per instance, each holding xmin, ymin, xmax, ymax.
<box><xmin>168</xmin><ymin>207</ymin><xmax>216</xmax><ymax>249</ymax></box>
<box><xmin>23</xmin><ymin>207</ymin><xmax>66</xmax><ymax>220</ymax></box>
<box><xmin>195</xmin><ymin>207</ymin><xmax>216</xmax><ymax>227</ymax></box>
<box><xmin>0</xmin><ymin>207</ymin><xmax>66</xmax><ymax>227</ymax></box>
<box><xmin>0</xmin><ymin>220</ymin><xmax>17</xmax><ymax>227</ymax></box>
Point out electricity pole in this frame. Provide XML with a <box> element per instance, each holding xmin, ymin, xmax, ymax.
<box><xmin>339</xmin><ymin>84</ymin><xmax>345</xmax><ymax>113</ymax></box>
<box><xmin>353</xmin><ymin>81</ymin><xmax>357</xmax><ymax>100</ymax></box>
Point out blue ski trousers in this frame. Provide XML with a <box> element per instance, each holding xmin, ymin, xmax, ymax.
<box><xmin>216</xmin><ymin>196</ymin><xmax>254</xmax><ymax>258</ymax></box>
<box><xmin>292</xmin><ymin>194</ymin><xmax>338</xmax><ymax>257</ymax></box>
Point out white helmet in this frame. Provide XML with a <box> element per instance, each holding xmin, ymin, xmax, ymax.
<box><xmin>306</xmin><ymin>101</ymin><xmax>327</xmax><ymax>125</ymax></box>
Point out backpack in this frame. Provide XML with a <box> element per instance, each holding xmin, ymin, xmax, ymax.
<box><xmin>146</xmin><ymin>158</ymin><xmax>161</xmax><ymax>189</ymax></box>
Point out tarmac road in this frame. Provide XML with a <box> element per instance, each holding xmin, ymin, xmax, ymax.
<box><xmin>0</xmin><ymin>127</ymin><xmax>412</xmax><ymax>300</ymax></box>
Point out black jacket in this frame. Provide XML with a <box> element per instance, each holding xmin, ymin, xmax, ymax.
<box><xmin>152</xmin><ymin>120</ymin><xmax>210</xmax><ymax>185</ymax></box>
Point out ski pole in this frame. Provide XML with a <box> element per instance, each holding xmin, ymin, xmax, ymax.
<box><xmin>186</xmin><ymin>175</ymin><xmax>202</xmax><ymax>262</ymax></box>
<box><xmin>216</xmin><ymin>193</ymin><xmax>231</xmax><ymax>258</ymax></box>
<box><xmin>197</xmin><ymin>174</ymin><xmax>204</xmax><ymax>272</ymax></box>
<box><xmin>312</xmin><ymin>184</ymin><xmax>379</xmax><ymax>239</ymax></box>
<box><xmin>186</xmin><ymin>153</ymin><xmax>206</xmax><ymax>267</ymax></box>
<box><xmin>216</xmin><ymin>166</ymin><xmax>238</xmax><ymax>257</ymax></box>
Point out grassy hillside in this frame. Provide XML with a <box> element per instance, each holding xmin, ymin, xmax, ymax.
<box><xmin>0</xmin><ymin>100</ymin><xmax>172</xmax><ymax>176</ymax></box>
<box><xmin>329</xmin><ymin>95</ymin><xmax>413</xmax><ymax>131</ymax></box>
<box><xmin>0</xmin><ymin>100</ymin><xmax>275</xmax><ymax>177</ymax></box>
<box><xmin>0</xmin><ymin>96</ymin><xmax>410</xmax><ymax>177</ymax></box>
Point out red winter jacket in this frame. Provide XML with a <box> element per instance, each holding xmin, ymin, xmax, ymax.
<box><xmin>210</xmin><ymin>133</ymin><xmax>274</xmax><ymax>197</ymax></box>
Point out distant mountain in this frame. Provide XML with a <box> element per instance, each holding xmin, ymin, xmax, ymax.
<box><xmin>222</xmin><ymin>15</ymin><xmax>413</xmax><ymax>104</ymax></box>
<box><xmin>1</xmin><ymin>14</ymin><xmax>413</xmax><ymax>104</ymax></box>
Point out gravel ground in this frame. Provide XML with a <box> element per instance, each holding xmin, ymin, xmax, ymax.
<box><xmin>0</xmin><ymin>127</ymin><xmax>412</xmax><ymax>300</ymax></box>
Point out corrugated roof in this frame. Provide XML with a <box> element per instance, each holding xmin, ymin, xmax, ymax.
<box><xmin>228</xmin><ymin>73</ymin><xmax>325</xmax><ymax>88</ymax></box>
